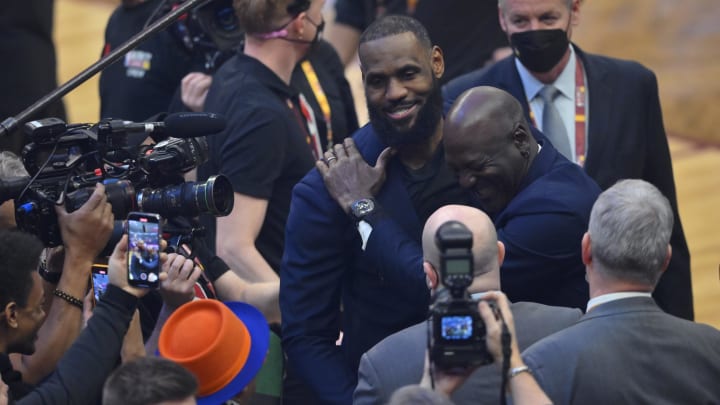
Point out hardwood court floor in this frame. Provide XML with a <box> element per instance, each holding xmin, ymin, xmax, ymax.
<box><xmin>54</xmin><ymin>0</ymin><xmax>718</xmax><ymax>327</ymax></box>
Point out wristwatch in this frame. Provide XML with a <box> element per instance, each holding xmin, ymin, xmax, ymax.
<box><xmin>349</xmin><ymin>198</ymin><xmax>377</xmax><ymax>223</ymax></box>
<box><xmin>38</xmin><ymin>264</ymin><xmax>62</xmax><ymax>284</ymax></box>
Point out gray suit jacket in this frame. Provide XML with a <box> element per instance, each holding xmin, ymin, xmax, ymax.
<box><xmin>523</xmin><ymin>297</ymin><xmax>720</xmax><ymax>405</ymax></box>
<box><xmin>353</xmin><ymin>302</ymin><xmax>583</xmax><ymax>405</ymax></box>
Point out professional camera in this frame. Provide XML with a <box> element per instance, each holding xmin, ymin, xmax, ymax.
<box><xmin>0</xmin><ymin>113</ymin><xmax>233</xmax><ymax>247</ymax></box>
<box><xmin>429</xmin><ymin>220</ymin><xmax>494</xmax><ymax>369</ymax></box>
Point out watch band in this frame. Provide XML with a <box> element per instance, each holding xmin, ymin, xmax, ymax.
<box><xmin>38</xmin><ymin>265</ymin><xmax>62</xmax><ymax>284</ymax></box>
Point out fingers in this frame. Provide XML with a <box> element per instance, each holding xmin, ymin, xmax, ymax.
<box><xmin>111</xmin><ymin>234</ymin><xmax>129</xmax><ymax>259</ymax></box>
<box><xmin>333</xmin><ymin>142</ymin><xmax>348</xmax><ymax>160</ymax></box>
<box><xmin>375</xmin><ymin>146</ymin><xmax>395</xmax><ymax>171</ymax></box>
<box><xmin>83</xmin><ymin>183</ymin><xmax>107</xmax><ymax>212</ymax></box>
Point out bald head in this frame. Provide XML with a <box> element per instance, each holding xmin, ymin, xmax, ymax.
<box><xmin>446</xmin><ymin>86</ymin><xmax>526</xmax><ymax>145</ymax></box>
<box><xmin>443</xmin><ymin>87</ymin><xmax>537</xmax><ymax>216</ymax></box>
<box><xmin>422</xmin><ymin>205</ymin><xmax>500</xmax><ymax>284</ymax></box>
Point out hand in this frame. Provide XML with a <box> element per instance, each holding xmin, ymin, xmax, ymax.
<box><xmin>181</xmin><ymin>72</ymin><xmax>213</xmax><ymax>112</ymax></box>
<box><xmin>107</xmin><ymin>235</ymin><xmax>167</xmax><ymax>298</ymax></box>
<box><xmin>159</xmin><ymin>253</ymin><xmax>202</xmax><ymax>309</ymax></box>
<box><xmin>316</xmin><ymin>138</ymin><xmax>394</xmax><ymax>213</ymax></box>
<box><xmin>478</xmin><ymin>291</ymin><xmax>519</xmax><ymax>365</ymax></box>
<box><xmin>56</xmin><ymin>183</ymin><xmax>114</xmax><ymax>259</ymax></box>
<box><xmin>0</xmin><ymin>374</ymin><xmax>7</xmax><ymax>405</ymax></box>
<box><xmin>420</xmin><ymin>351</ymin><xmax>475</xmax><ymax>397</ymax></box>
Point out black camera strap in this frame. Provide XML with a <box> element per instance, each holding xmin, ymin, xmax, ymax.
<box><xmin>499</xmin><ymin>314</ymin><xmax>512</xmax><ymax>405</ymax></box>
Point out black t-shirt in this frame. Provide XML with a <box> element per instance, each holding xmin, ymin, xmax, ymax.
<box><xmin>0</xmin><ymin>0</ymin><xmax>66</xmax><ymax>154</ymax></box>
<box><xmin>334</xmin><ymin>0</ymin><xmax>508</xmax><ymax>84</ymax></box>
<box><xmin>98</xmin><ymin>0</ymin><xmax>200</xmax><ymax>122</ymax></box>
<box><xmin>401</xmin><ymin>144</ymin><xmax>471</xmax><ymax>224</ymax></box>
<box><xmin>198</xmin><ymin>53</ymin><xmax>316</xmax><ymax>272</ymax></box>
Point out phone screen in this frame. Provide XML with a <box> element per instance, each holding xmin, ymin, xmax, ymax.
<box><xmin>91</xmin><ymin>264</ymin><xmax>109</xmax><ymax>303</ymax></box>
<box><xmin>127</xmin><ymin>213</ymin><xmax>161</xmax><ymax>288</ymax></box>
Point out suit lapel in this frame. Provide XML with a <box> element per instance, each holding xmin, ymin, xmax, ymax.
<box><xmin>577</xmin><ymin>47</ymin><xmax>613</xmax><ymax>178</ymax></box>
<box><xmin>499</xmin><ymin>58</ymin><xmax>533</xmax><ymax>120</ymax></box>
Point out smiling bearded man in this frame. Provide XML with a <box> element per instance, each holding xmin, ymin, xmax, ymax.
<box><xmin>280</xmin><ymin>15</ymin><xmax>473</xmax><ymax>404</ymax></box>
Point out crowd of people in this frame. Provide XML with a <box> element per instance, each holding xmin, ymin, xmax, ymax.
<box><xmin>1</xmin><ymin>0</ymin><xmax>719</xmax><ymax>404</ymax></box>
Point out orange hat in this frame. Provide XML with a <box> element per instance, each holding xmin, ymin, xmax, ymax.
<box><xmin>159</xmin><ymin>299</ymin><xmax>269</xmax><ymax>404</ymax></box>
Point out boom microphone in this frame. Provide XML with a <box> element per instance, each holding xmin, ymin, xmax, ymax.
<box><xmin>108</xmin><ymin>112</ymin><xmax>227</xmax><ymax>141</ymax></box>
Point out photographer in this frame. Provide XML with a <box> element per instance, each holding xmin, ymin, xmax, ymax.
<box><xmin>5</xmin><ymin>183</ymin><xmax>114</xmax><ymax>387</ymax></box>
<box><xmin>355</xmin><ymin>205</ymin><xmax>579</xmax><ymax>404</ymax></box>
<box><xmin>0</xmin><ymin>230</ymin><xmax>159</xmax><ymax>404</ymax></box>
<box><xmin>388</xmin><ymin>291</ymin><xmax>552</xmax><ymax>405</ymax></box>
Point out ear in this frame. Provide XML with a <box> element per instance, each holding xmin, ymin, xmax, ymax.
<box><xmin>659</xmin><ymin>245</ymin><xmax>672</xmax><ymax>274</ymax></box>
<box><xmin>290</xmin><ymin>13</ymin><xmax>306</xmax><ymax>38</ymax></box>
<box><xmin>581</xmin><ymin>232</ymin><xmax>592</xmax><ymax>266</ymax></box>
<box><xmin>423</xmin><ymin>261</ymin><xmax>439</xmax><ymax>290</ymax></box>
<box><xmin>497</xmin><ymin>241</ymin><xmax>506</xmax><ymax>267</ymax></box>
<box><xmin>513</xmin><ymin>124</ymin><xmax>531</xmax><ymax>153</ymax></box>
<box><xmin>430</xmin><ymin>46</ymin><xmax>445</xmax><ymax>80</ymax></box>
<box><xmin>498</xmin><ymin>5</ymin><xmax>508</xmax><ymax>33</ymax></box>
<box><xmin>570</xmin><ymin>0</ymin><xmax>581</xmax><ymax>28</ymax></box>
<box><xmin>3</xmin><ymin>302</ymin><xmax>19</xmax><ymax>329</ymax></box>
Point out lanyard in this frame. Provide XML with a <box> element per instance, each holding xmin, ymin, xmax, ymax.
<box><xmin>529</xmin><ymin>58</ymin><xmax>587</xmax><ymax>166</ymax></box>
<box><xmin>300</xmin><ymin>60</ymin><xmax>333</xmax><ymax>150</ymax></box>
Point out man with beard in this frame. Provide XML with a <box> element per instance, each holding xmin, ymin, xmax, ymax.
<box><xmin>280</xmin><ymin>15</ymin><xmax>470</xmax><ymax>404</ymax></box>
<box><xmin>442</xmin><ymin>0</ymin><xmax>693</xmax><ymax>321</ymax></box>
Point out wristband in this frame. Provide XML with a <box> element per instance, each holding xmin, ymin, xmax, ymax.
<box><xmin>203</xmin><ymin>255</ymin><xmax>231</xmax><ymax>283</ymax></box>
<box><xmin>508</xmin><ymin>365</ymin><xmax>532</xmax><ymax>379</ymax></box>
<box><xmin>53</xmin><ymin>289</ymin><xmax>84</xmax><ymax>309</ymax></box>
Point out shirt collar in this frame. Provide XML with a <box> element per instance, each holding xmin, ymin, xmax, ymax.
<box><xmin>515</xmin><ymin>45</ymin><xmax>576</xmax><ymax>101</ymax></box>
<box><xmin>586</xmin><ymin>292</ymin><xmax>653</xmax><ymax>312</ymax></box>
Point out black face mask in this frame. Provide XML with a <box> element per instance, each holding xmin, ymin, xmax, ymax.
<box><xmin>510</xmin><ymin>29</ymin><xmax>569</xmax><ymax>73</ymax></box>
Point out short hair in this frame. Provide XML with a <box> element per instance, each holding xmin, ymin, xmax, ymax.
<box><xmin>0</xmin><ymin>151</ymin><xmax>29</xmax><ymax>178</ymax></box>
<box><xmin>499</xmin><ymin>0</ymin><xmax>573</xmax><ymax>11</ymax></box>
<box><xmin>0</xmin><ymin>230</ymin><xmax>43</xmax><ymax>309</ymax></box>
<box><xmin>359</xmin><ymin>15</ymin><xmax>432</xmax><ymax>50</ymax></box>
<box><xmin>233</xmin><ymin>0</ymin><xmax>308</xmax><ymax>34</ymax></box>
<box><xmin>388</xmin><ymin>385</ymin><xmax>454</xmax><ymax>405</ymax></box>
<box><xmin>588</xmin><ymin>179</ymin><xmax>673</xmax><ymax>286</ymax></box>
<box><xmin>103</xmin><ymin>357</ymin><xmax>198</xmax><ymax>405</ymax></box>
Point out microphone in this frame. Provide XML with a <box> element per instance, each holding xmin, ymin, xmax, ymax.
<box><xmin>107</xmin><ymin>112</ymin><xmax>227</xmax><ymax>141</ymax></box>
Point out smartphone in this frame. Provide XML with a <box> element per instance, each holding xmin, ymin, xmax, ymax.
<box><xmin>127</xmin><ymin>212</ymin><xmax>162</xmax><ymax>288</ymax></box>
<box><xmin>91</xmin><ymin>263</ymin><xmax>110</xmax><ymax>303</ymax></box>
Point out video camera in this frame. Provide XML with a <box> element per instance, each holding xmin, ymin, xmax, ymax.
<box><xmin>429</xmin><ymin>220</ymin><xmax>494</xmax><ymax>369</ymax></box>
<box><xmin>0</xmin><ymin>112</ymin><xmax>233</xmax><ymax>247</ymax></box>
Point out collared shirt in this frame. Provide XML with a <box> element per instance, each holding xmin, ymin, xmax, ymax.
<box><xmin>586</xmin><ymin>292</ymin><xmax>653</xmax><ymax>312</ymax></box>
<box><xmin>515</xmin><ymin>45</ymin><xmax>589</xmax><ymax>163</ymax></box>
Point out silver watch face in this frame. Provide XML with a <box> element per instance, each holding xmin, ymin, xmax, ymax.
<box><xmin>351</xmin><ymin>198</ymin><xmax>375</xmax><ymax>219</ymax></box>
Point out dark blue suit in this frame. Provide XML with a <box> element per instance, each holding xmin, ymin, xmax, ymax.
<box><xmin>497</xmin><ymin>137</ymin><xmax>598</xmax><ymax>308</ymax></box>
<box><xmin>281</xmin><ymin>125</ymin><xmax>468</xmax><ymax>404</ymax></box>
<box><xmin>443</xmin><ymin>46</ymin><xmax>693</xmax><ymax>320</ymax></box>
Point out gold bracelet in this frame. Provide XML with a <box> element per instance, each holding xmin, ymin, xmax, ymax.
<box><xmin>53</xmin><ymin>289</ymin><xmax>83</xmax><ymax>309</ymax></box>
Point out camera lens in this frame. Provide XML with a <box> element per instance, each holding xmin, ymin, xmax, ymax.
<box><xmin>137</xmin><ymin>175</ymin><xmax>233</xmax><ymax>218</ymax></box>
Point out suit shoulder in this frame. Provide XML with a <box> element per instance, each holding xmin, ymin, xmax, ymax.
<box><xmin>584</xmin><ymin>52</ymin><xmax>656</xmax><ymax>81</ymax></box>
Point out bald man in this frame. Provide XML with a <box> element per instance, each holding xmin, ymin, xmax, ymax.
<box><xmin>443</xmin><ymin>86</ymin><xmax>600</xmax><ymax>309</ymax></box>
<box><xmin>354</xmin><ymin>205</ymin><xmax>582</xmax><ymax>405</ymax></box>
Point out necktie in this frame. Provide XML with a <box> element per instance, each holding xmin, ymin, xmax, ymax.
<box><xmin>538</xmin><ymin>85</ymin><xmax>572</xmax><ymax>160</ymax></box>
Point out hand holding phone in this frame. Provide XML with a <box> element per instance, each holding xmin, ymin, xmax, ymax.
<box><xmin>127</xmin><ymin>212</ymin><xmax>162</xmax><ymax>289</ymax></box>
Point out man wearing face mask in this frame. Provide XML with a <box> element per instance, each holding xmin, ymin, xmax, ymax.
<box><xmin>442</xmin><ymin>0</ymin><xmax>693</xmax><ymax>321</ymax></box>
<box><xmin>197</xmin><ymin>0</ymin><xmax>326</xmax><ymax>286</ymax></box>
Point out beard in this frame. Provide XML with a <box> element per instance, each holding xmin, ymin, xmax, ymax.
<box><xmin>367</xmin><ymin>78</ymin><xmax>443</xmax><ymax>147</ymax></box>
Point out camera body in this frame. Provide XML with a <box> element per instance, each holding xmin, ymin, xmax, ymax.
<box><xmin>430</xmin><ymin>220</ymin><xmax>494</xmax><ymax>369</ymax></box>
<box><xmin>3</xmin><ymin>117</ymin><xmax>233</xmax><ymax>247</ymax></box>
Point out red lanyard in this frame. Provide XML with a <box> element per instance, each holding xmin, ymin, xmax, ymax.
<box><xmin>529</xmin><ymin>58</ymin><xmax>587</xmax><ymax>166</ymax></box>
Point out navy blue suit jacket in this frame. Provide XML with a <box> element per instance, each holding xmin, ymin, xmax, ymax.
<box><xmin>281</xmin><ymin>125</ymin><xmax>468</xmax><ymax>404</ymax></box>
<box><xmin>496</xmin><ymin>137</ymin><xmax>598</xmax><ymax>308</ymax></box>
<box><xmin>443</xmin><ymin>47</ymin><xmax>693</xmax><ymax>319</ymax></box>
